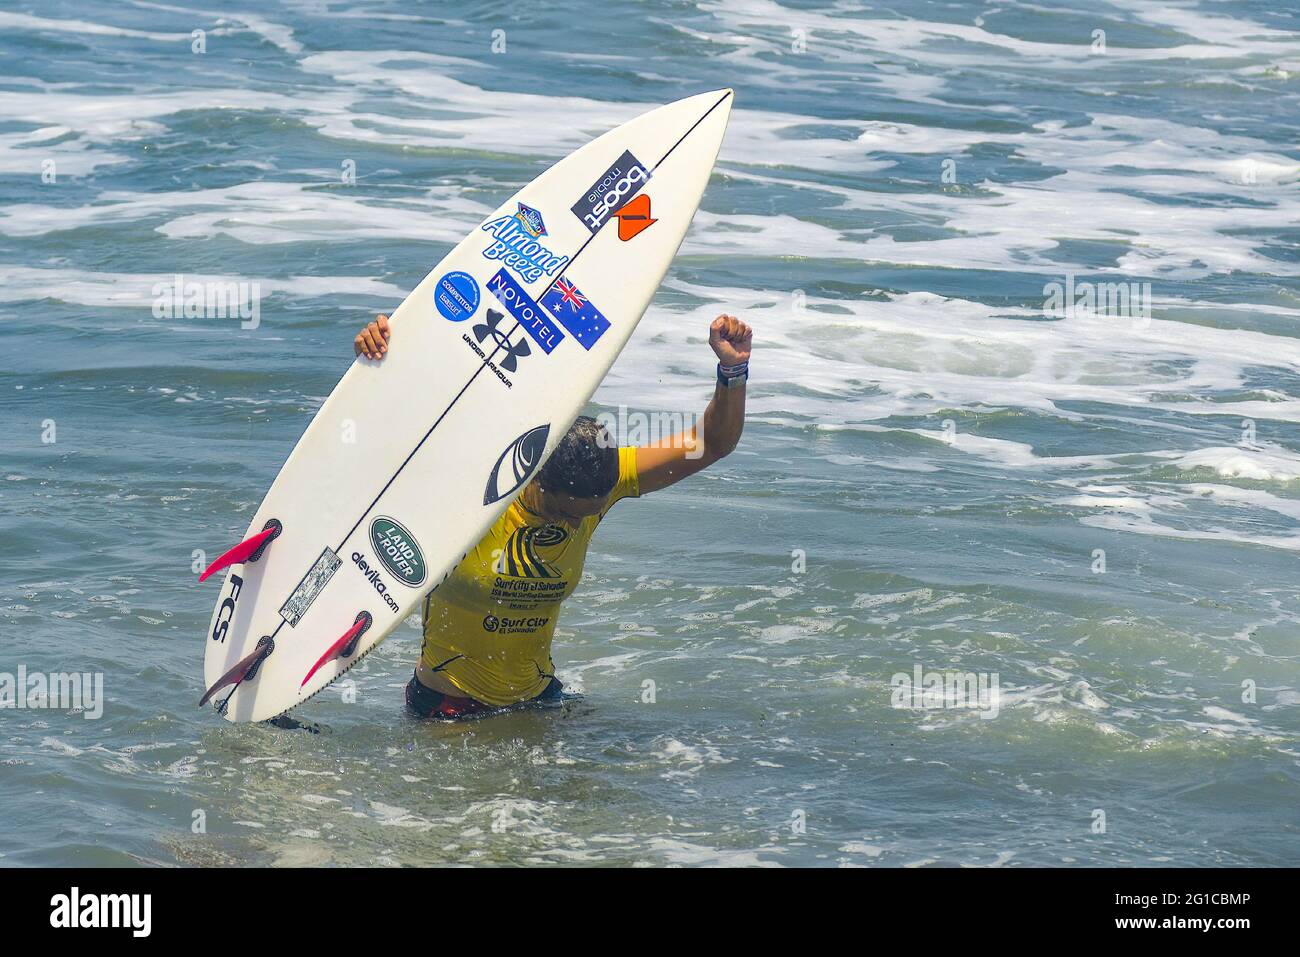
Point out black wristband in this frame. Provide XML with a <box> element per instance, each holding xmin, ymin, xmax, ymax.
<box><xmin>717</xmin><ymin>361</ymin><xmax>748</xmax><ymax>387</ymax></box>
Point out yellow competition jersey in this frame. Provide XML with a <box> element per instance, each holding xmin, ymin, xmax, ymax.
<box><xmin>420</xmin><ymin>446</ymin><xmax>639</xmax><ymax>706</ymax></box>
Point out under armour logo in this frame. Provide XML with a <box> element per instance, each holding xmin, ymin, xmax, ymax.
<box><xmin>472</xmin><ymin>308</ymin><xmax>531</xmax><ymax>372</ymax></box>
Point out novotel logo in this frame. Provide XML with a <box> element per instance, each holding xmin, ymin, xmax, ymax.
<box><xmin>486</xmin><ymin>268</ymin><xmax>565</xmax><ymax>354</ymax></box>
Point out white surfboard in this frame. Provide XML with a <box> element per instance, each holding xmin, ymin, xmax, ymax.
<box><xmin>201</xmin><ymin>89</ymin><xmax>734</xmax><ymax>722</ymax></box>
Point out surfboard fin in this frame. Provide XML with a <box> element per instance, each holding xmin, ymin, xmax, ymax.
<box><xmin>199</xmin><ymin>636</ymin><xmax>274</xmax><ymax>708</ymax></box>
<box><xmin>300</xmin><ymin>611</ymin><xmax>373</xmax><ymax>689</ymax></box>
<box><xmin>199</xmin><ymin>520</ymin><xmax>282</xmax><ymax>582</ymax></box>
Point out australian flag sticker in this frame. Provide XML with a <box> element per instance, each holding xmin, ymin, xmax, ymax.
<box><xmin>541</xmin><ymin>278</ymin><xmax>610</xmax><ymax>350</ymax></box>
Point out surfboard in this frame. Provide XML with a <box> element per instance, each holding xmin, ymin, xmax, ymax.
<box><xmin>201</xmin><ymin>89</ymin><xmax>734</xmax><ymax>722</ymax></box>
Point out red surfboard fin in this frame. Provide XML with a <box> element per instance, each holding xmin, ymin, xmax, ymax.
<box><xmin>199</xmin><ymin>520</ymin><xmax>281</xmax><ymax>582</ymax></box>
<box><xmin>199</xmin><ymin>636</ymin><xmax>274</xmax><ymax>708</ymax></box>
<box><xmin>301</xmin><ymin>612</ymin><xmax>373</xmax><ymax>689</ymax></box>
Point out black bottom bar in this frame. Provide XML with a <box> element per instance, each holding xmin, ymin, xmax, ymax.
<box><xmin>4</xmin><ymin>866</ymin><xmax>1288</xmax><ymax>943</ymax></box>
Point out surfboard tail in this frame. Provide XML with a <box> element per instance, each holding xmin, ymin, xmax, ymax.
<box><xmin>300</xmin><ymin>612</ymin><xmax>373</xmax><ymax>688</ymax></box>
<box><xmin>199</xmin><ymin>636</ymin><xmax>274</xmax><ymax>708</ymax></box>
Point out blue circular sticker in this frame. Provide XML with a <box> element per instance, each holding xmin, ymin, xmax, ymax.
<box><xmin>435</xmin><ymin>270</ymin><xmax>480</xmax><ymax>322</ymax></box>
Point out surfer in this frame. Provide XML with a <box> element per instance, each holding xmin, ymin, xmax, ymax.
<box><xmin>354</xmin><ymin>311</ymin><xmax>751</xmax><ymax>719</ymax></box>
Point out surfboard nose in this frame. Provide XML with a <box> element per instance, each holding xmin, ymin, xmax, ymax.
<box><xmin>708</xmin><ymin>89</ymin><xmax>734</xmax><ymax>129</ymax></box>
<box><xmin>666</xmin><ymin>88</ymin><xmax>734</xmax><ymax>120</ymax></box>
<box><xmin>698</xmin><ymin>89</ymin><xmax>734</xmax><ymax>124</ymax></box>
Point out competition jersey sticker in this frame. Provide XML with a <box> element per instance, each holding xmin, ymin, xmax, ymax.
<box><xmin>486</xmin><ymin>268</ymin><xmax>565</xmax><ymax>354</ymax></box>
<box><xmin>541</xmin><ymin>278</ymin><xmax>610</xmax><ymax>350</ymax></box>
<box><xmin>435</xmin><ymin>270</ymin><xmax>480</xmax><ymax>322</ymax></box>
<box><xmin>571</xmin><ymin>149</ymin><xmax>650</xmax><ymax>233</ymax></box>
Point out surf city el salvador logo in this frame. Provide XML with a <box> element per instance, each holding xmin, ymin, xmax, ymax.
<box><xmin>480</xmin><ymin>202</ymin><xmax>569</xmax><ymax>283</ymax></box>
<box><xmin>482</xmin><ymin>613</ymin><xmax>550</xmax><ymax>634</ymax></box>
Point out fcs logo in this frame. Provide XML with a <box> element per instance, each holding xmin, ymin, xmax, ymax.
<box><xmin>483</xmin><ymin>424</ymin><xmax>550</xmax><ymax>505</ymax></box>
<box><xmin>472</xmin><ymin>309</ymin><xmax>531</xmax><ymax>372</ymax></box>
<box><xmin>211</xmin><ymin>573</ymin><xmax>244</xmax><ymax>643</ymax></box>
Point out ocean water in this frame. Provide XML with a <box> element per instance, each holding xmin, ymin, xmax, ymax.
<box><xmin>1</xmin><ymin>0</ymin><xmax>1298</xmax><ymax>868</ymax></box>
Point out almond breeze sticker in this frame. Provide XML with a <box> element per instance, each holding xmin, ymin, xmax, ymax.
<box><xmin>571</xmin><ymin>150</ymin><xmax>650</xmax><ymax>233</ymax></box>
<box><xmin>435</xmin><ymin>271</ymin><xmax>480</xmax><ymax>322</ymax></box>
<box><xmin>480</xmin><ymin>203</ymin><xmax>570</xmax><ymax>283</ymax></box>
<box><xmin>487</xmin><ymin>268</ymin><xmax>565</xmax><ymax>354</ymax></box>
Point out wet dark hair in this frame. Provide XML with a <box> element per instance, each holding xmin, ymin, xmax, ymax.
<box><xmin>537</xmin><ymin>415</ymin><xmax>618</xmax><ymax>499</ymax></box>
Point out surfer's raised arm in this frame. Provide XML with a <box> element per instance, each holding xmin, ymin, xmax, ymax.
<box><xmin>634</xmin><ymin>314</ymin><xmax>750</xmax><ymax>496</ymax></box>
<box><xmin>352</xmin><ymin>308</ymin><xmax>748</xmax><ymax>495</ymax></box>
<box><xmin>355</xmin><ymin>313</ymin><xmax>391</xmax><ymax>359</ymax></box>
